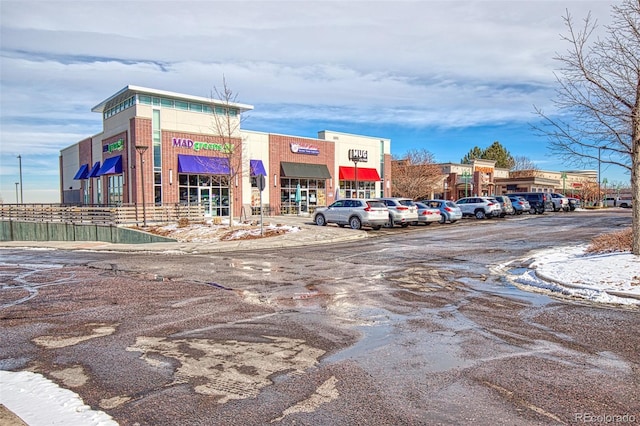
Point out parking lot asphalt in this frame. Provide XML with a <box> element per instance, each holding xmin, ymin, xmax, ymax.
<box><xmin>0</xmin><ymin>214</ymin><xmax>366</xmax><ymax>254</ymax></box>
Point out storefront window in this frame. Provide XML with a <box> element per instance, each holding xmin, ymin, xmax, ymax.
<box><xmin>340</xmin><ymin>180</ymin><xmax>376</xmax><ymax>199</ymax></box>
<box><xmin>107</xmin><ymin>175</ymin><xmax>123</xmax><ymax>206</ymax></box>
<box><xmin>279</xmin><ymin>177</ymin><xmax>326</xmax><ymax>215</ymax></box>
<box><xmin>178</xmin><ymin>173</ymin><xmax>230</xmax><ymax>217</ymax></box>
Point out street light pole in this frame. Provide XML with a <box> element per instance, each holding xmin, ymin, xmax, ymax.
<box><xmin>17</xmin><ymin>155</ymin><xmax>23</xmax><ymax>204</ymax></box>
<box><xmin>353</xmin><ymin>159</ymin><xmax>359</xmax><ymax>198</ymax></box>
<box><xmin>462</xmin><ymin>170</ymin><xmax>471</xmax><ymax>198</ymax></box>
<box><xmin>598</xmin><ymin>146</ymin><xmax>602</xmax><ymax>207</ymax></box>
<box><xmin>15</xmin><ymin>182</ymin><xmax>19</xmax><ymax>204</ymax></box>
<box><xmin>135</xmin><ymin>145</ymin><xmax>149</xmax><ymax>227</ymax></box>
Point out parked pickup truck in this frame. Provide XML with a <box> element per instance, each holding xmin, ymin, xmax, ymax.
<box><xmin>605</xmin><ymin>197</ymin><xmax>633</xmax><ymax>208</ymax></box>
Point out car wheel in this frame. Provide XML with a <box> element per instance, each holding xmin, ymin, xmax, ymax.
<box><xmin>529</xmin><ymin>207</ymin><xmax>536</xmax><ymax>214</ymax></box>
<box><xmin>349</xmin><ymin>216</ymin><xmax>362</xmax><ymax>230</ymax></box>
<box><xmin>450</xmin><ymin>220</ymin><xmax>457</xmax><ymax>224</ymax></box>
<box><xmin>315</xmin><ymin>214</ymin><xmax>326</xmax><ymax>226</ymax></box>
<box><xmin>372</xmin><ymin>225</ymin><xmax>382</xmax><ymax>230</ymax></box>
<box><xmin>439</xmin><ymin>214</ymin><xmax>446</xmax><ymax>224</ymax></box>
<box><xmin>401</xmin><ymin>223</ymin><xmax>409</xmax><ymax>228</ymax></box>
<box><xmin>475</xmin><ymin>209</ymin><xmax>486</xmax><ymax>219</ymax></box>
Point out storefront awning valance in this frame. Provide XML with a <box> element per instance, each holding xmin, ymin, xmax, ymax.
<box><xmin>73</xmin><ymin>164</ymin><xmax>89</xmax><ymax>180</ymax></box>
<box><xmin>338</xmin><ymin>166</ymin><xmax>381</xmax><ymax>182</ymax></box>
<box><xmin>97</xmin><ymin>155</ymin><xmax>123</xmax><ymax>176</ymax></box>
<box><xmin>250</xmin><ymin>159</ymin><xmax>267</xmax><ymax>176</ymax></box>
<box><xmin>88</xmin><ymin>161</ymin><xmax>101</xmax><ymax>178</ymax></box>
<box><xmin>280</xmin><ymin>162</ymin><xmax>331</xmax><ymax>179</ymax></box>
<box><xmin>178</xmin><ymin>154</ymin><xmax>230</xmax><ymax>174</ymax></box>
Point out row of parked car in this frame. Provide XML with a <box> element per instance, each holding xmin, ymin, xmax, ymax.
<box><xmin>312</xmin><ymin>192</ymin><xmax>581</xmax><ymax>230</ymax></box>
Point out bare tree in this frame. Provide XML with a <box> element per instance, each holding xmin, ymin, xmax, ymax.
<box><xmin>532</xmin><ymin>0</ymin><xmax>640</xmax><ymax>254</ymax></box>
<box><xmin>209</xmin><ymin>76</ymin><xmax>247</xmax><ymax>228</ymax></box>
<box><xmin>391</xmin><ymin>149</ymin><xmax>443</xmax><ymax>200</ymax></box>
<box><xmin>511</xmin><ymin>155</ymin><xmax>539</xmax><ymax>171</ymax></box>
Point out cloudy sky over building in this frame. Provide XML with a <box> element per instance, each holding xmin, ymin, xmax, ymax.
<box><xmin>0</xmin><ymin>0</ymin><xmax>627</xmax><ymax>203</ymax></box>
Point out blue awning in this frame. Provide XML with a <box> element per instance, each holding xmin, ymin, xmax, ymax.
<box><xmin>73</xmin><ymin>164</ymin><xmax>89</xmax><ymax>180</ymax></box>
<box><xmin>88</xmin><ymin>161</ymin><xmax>101</xmax><ymax>178</ymax></box>
<box><xmin>178</xmin><ymin>154</ymin><xmax>230</xmax><ymax>174</ymax></box>
<box><xmin>96</xmin><ymin>155</ymin><xmax>123</xmax><ymax>176</ymax></box>
<box><xmin>250</xmin><ymin>159</ymin><xmax>267</xmax><ymax>176</ymax></box>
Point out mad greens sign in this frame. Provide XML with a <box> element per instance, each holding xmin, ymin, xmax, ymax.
<box><xmin>103</xmin><ymin>139</ymin><xmax>124</xmax><ymax>153</ymax></box>
<box><xmin>172</xmin><ymin>137</ymin><xmax>232</xmax><ymax>153</ymax></box>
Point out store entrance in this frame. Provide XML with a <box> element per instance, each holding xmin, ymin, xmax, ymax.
<box><xmin>199</xmin><ymin>187</ymin><xmax>212</xmax><ymax>216</ymax></box>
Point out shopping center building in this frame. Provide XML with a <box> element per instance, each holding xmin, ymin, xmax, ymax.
<box><xmin>60</xmin><ymin>85</ymin><xmax>392</xmax><ymax>217</ymax></box>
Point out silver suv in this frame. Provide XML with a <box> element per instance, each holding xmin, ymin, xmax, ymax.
<box><xmin>455</xmin><ymin>196</ymin><xmax>502</xmax><ymax>219</ymax></box>
<box><xmin>313</xmin><ymin>198</ymin><xmax>389</xmax><ymax>230</ymax></box>
<box><xmin>377</xmin><ymin>197</ymin><xmax>419</xmax><ymax>227</ymax></box>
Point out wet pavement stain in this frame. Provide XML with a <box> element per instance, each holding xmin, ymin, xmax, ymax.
<box><xmin>126</xmin><ymin>335</ymin><xmax>325</xmax><ymax>404</ymax></box>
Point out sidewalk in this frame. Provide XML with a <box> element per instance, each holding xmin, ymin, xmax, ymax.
<box><xmin>0</xmin><ymin>215</ymin><xmax>367</xmax><ymax>254</ymax></box>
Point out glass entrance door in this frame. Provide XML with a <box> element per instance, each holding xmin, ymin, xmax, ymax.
<box><xmin>300</xmin><ymin>189</ymin><xmax>308</xmax><ymax>212</ymax></box>
<box><xmin>199</xmin><ymin>187</ymin><xmax>212</xmax><ymax>216</ymax></box>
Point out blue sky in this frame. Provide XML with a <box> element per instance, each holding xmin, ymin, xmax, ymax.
<box><xmin>0</xmin><ymin>0</ymin><xmax>629</xmax><ymax>203</ymax></box>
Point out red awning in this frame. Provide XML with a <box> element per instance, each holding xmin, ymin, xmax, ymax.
<box><xmin>338</xmin><ymin>166</ymin><xmax>381</xmax><ymax>182</ymax></box>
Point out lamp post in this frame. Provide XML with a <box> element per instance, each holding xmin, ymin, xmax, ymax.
<box><xmin>17</xmin><ymin>155</ymin><xmax>23</xmax><ymax>204</ymax></box>
<box><xmin>15</xmin><ymin>182</ymin><xmax>19</xmax><ymax>204</ymax></box>
<box><xmin>349</xmin><ymin>149</ymin><xmax>367</xmax><ymax>198</ymax></box>
<box><xmin>462</xmin><ymin>170</ymin><xmax>471</xmax><ymax>197</ymax></box>
<box><xmin>597</xmin><ymin>146</ymin><xmax>607</xmax><ymax>207</ymax></box>
<box><xmin>135</xmin><ymin>145</ymin><xmax>149</xmax><ymax>227</ymax></box>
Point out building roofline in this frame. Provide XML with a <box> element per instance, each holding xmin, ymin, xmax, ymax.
<box><xmin>91</xmin><ymin>85</ymin><xmax>254</xmax><ymax>113</ymax></box>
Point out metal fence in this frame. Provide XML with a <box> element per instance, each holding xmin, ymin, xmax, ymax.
<box><xmin>0</xmin><ymin>204</ymin><xmax>205</xmax><ymax>226</ymax></box>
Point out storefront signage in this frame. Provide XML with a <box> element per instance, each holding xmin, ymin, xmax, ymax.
<box><xmin>290</xmin><ymin>142</ymin><xmax>319</xmax><ymax>155</ymax></box>
<box><xmin>474</xmin><ymin>166</ymin><xmax>493</xmax><ymax>174</ymax></box>
<box><xmin>348</xmin><ymin>149</ymin><xmax>368</xmax><ymax>162</ymax></box>
<box><xmin>103</xmin><ymin>138</ymin><xmax>124</xmax><ymax>153</ymax></box>
<box><xmin>172</xmin><ymin>137</ymin><xmax>232</xmax><ymax>153</ymax></box>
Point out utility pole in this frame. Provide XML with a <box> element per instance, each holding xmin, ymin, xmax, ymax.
<box><xmin>17</xmin><ymin>155</ymin><xmax>23</xmax><ymax>203</ymax></box>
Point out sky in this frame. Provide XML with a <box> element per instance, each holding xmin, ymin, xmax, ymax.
<box><xmin>0</xmin><ymin>0</ymin><xmax>632</xmax><ymax>204</ymax></box>
<box><xmin>1</xmin><ymin>234</ymin><xmax>638</xmax><ymax>425</ymax></box>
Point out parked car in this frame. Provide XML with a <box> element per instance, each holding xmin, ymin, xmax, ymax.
<box><xmin>413</xmin><ymin>202</ymin><xmax>442</xmax><ymax>225</ymax></box>
<box><xmin>508</xmin><ymin>192</ymin><xmax>554</xmax><ymax>214</ymax></box>
<box><xmin>313</xmin><ymin>198</ymin><xmax>389</xmax><ymax>230</ymax></box>
<box><xmin>421</xmin><ymin>199</ymin><xmax>463</xmax><ymax>224</ymax></box>
<box><xmin>492</xmin><ymin>195</ymin><xmax>515</xmax><ymax>217</ymax></box>
<box><xmin>605</xmin><ymin>197</ymin><xmax>633</xmax><ymax>208</ymax></box>
<box><xmin>567</xmin><ymin>197</ymin><xmax>581</xmax><ymax>211</ymax></box>
<box><xmin>455</xmin><ymin>197</ymin><xmax>502</xmax><ymax>219</ymax></box>
<box><xmin>549</xmin><ymin>193</ymin><xmax>570</xmax><ymax>212</ymax></box>
<box><xmin>508</xmin><ymin>196</ymin><xmax>531</xmax><ymax>215</ymax></box>
<box><xmin>377</xmin><ymin>197</ymin><xmax>419</xmax><ymax>227</ymax></box>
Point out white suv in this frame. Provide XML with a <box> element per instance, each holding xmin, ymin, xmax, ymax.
<box><xmin>455</xmin><ymin>197</ymin><xmax>502</xmax><ymax>219</ymax></box>
<box><xmin>313</xmin><ymin>198</ymin><xmax>389</xmax><ymax>230</ymax></box>
<box><xmin>377</xmin><ymin>197</ymin><xmax>419</xmax><ymax>227</ymax></box>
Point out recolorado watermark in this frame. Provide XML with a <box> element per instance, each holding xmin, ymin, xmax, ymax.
<box><xmin>575</xmin><ymin>412</ymin><xmax>636</xmax><ymax>423</ymax></box>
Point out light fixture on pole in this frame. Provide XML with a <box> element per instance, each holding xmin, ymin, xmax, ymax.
<box><xmin>462</xmin><ymin>170</ymin><xmax>471</xmax><ymax>198</ymax></box>
<box><xmin>597</xmin><ymin>146</ymin><xmax>606</xmax><ymax>207</ymax></box>
<box><xmin>17</xmin><ymin>155</ymin><xmax>23</xmax><ymax>204</ymax></box>
<box><xmin>135</xmin><ymin>145</ymin><xmax>149</xmax><ymax>227</ymax></box>
<box><xmin>348</xmin><ymin>149</ymin><xmax>367</xmax><ymax>199</ymax></box>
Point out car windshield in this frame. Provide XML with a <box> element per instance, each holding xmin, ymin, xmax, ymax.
<box><xmin>445</xmin><ymin>201</ymin><xmax>456</xmax><ymax>207</ymax></box>
<box><xmin>398</xmin><ymin>199</ymin><xmax>416</xmax><ymax>206</ymax></box>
